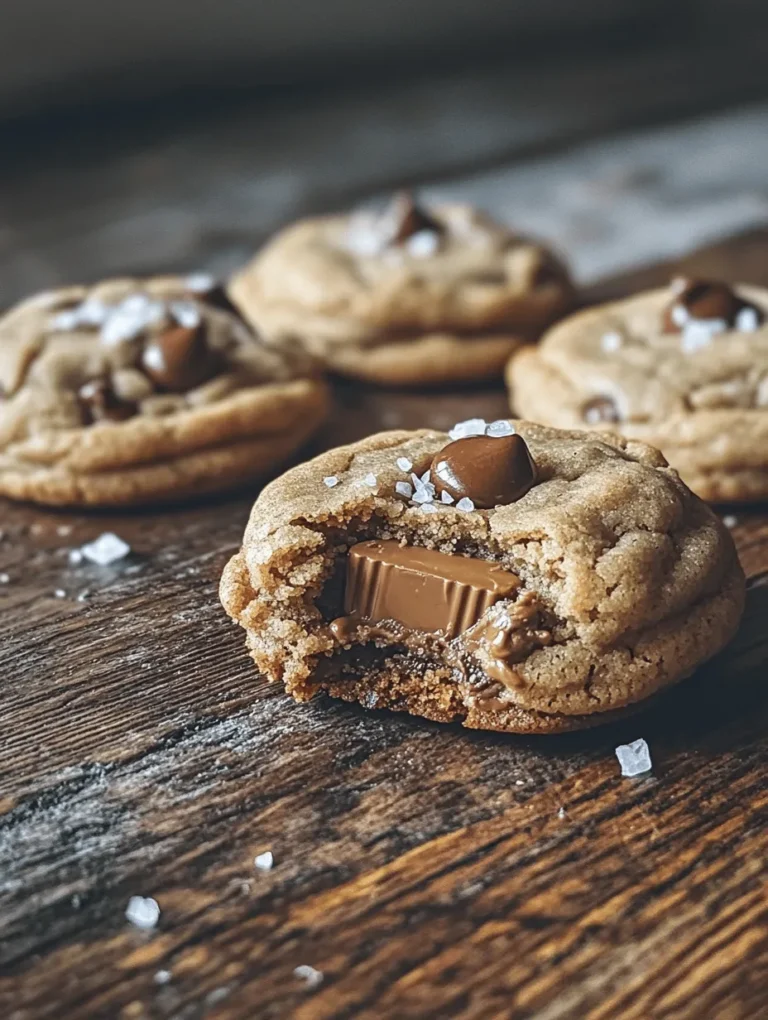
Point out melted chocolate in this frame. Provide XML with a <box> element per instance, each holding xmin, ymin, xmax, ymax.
<box><xmin>78</xmin><ymin>379</ymin><xmax>136</xmax><ymax>424</ymax></box>
<box><xmin>431</xmin><ymin>434</ymin><xmax>536</xmax><ymax>508</ymax></box>
<box><xmin>463</xmin><ymin>592</ymin><xmax>552</xmax><ymax>688</ymax></box>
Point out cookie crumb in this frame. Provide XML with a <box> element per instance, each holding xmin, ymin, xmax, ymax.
<box><xmin>323</xmin><ymin>476</ymin><xmax>339</xmax><ymax>488</ymax></box>
<box><xmin>456</xmin><ymin>497</ymin><xmax>475</xmax><ymax>512</ymax></box>
<box><xmin>294</xmin><ymin>965</ymin><xmax>323</xmax><ymax>989</ymax></box>
<box><xmin>80</xmin><ymin>533</ymin><xmax>131</xmax><ymax>566</ymax></box>
<box><xmin>600</xmin><ymin>331</ymin><xmax>622</xmax><ymax>352</ymax></box>
<box><xmin>396</xmin><ymin>457</ymin><xmax>412</xmax><ymax>472</ymax></box>
<box><xmin>154</xmin><ymin>970</ymin><xmax>172</xmax><ymax>985</ymax></box>
<box><xmin>615</xmin><ymin>738</ymin><xmax>652</xmax><ymax>777</ymax></box>
<box><xmin>722</xmin><ymin>514</ymin><xmax>738</xmax><ymax>528</ymax></box>
<box><xmin>254</xmin><ymin>851</ymin><xmax>274</xmax><ymax>871</ymax></box>
<box><xmin>125</xmin><ymin>896</ymin><xmax>160</xmax><ymax>929</ymax></box>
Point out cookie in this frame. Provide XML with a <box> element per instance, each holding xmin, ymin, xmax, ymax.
<box><xmin>220</xmin><ymin>418</ymin><xmax>744</xmax><ymax>734</ymax></box>
<box><xmin>0</xmin><ymin>275</ymin><xmax>329</xmax><ymax>506</ymax></box>
<box><xmin>507</xmin><ymin>279</ymin><xmax>768</xmax><ymax>502</ymax></box>
<box><xmin>228</xmin><ymin>194</ymin><xmax>574</xmax><ymax>386</ymax></box>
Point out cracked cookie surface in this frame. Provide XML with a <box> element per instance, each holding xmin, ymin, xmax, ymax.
<box><xmin>220</xmin><ymin>420</ymin><xmax>744</xmax><ymax>733</ymax></box>
<box><xmin>228</xmin><ymin>198</ymin><xmax>573</xmax><ymax>386</ymax></box>
<box><xmin>507</xmin><ymin>281</ymin><xmax>768</xmax><ymax>502</ymax></box>
<box><xmin>0</xmin><ymin>276</ymin><xmax>329</xmax><ymax>506</ymax></box>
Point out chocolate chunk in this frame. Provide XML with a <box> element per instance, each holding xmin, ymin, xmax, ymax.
<box><xmin>78</xmin><ymin>379</ymin><xmax>136</xmax><ymax>424</ymax></box>
<box><xmin>141</xmin><ymin>324</ymin><xmax>218</xmax><ymax>392</ymax></box>
<box><xmin>334</xmin><ymin>540</ymin><xmax>520</xmax><ymax>640</ymax></box>
<box><xmin>187</xmin><ymin>280</ymin><xmax>245</xmax><ymax>320</ymax></box>
<box><xmin>431</xmin><ymin>434</ymin><xmax>536</xmax><ymax>509</ymax></box>
<box><xmin>662</xmin><ymin>278</ymin><xmax>762</xmax><ymax>333</ymax></box>
<box><xmin>582</xmin><ymin>396</ymin><xmax>621</xmax><ymax>424</ymax></box>
<box><xmin>388</xmin><ymin>191</ymin><xmax>444</xmax><ymax>245</ymax></box>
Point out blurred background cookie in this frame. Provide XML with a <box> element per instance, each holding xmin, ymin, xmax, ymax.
<box><xmin>0</xmin><ymin>275</ymin><xmax>329</xmax><ymax>505</ymax></box>
<box><xmin>507</xmin><ymin>279</ymin><xmax>768</xmax><ymax>502</ymax></box>
<box><xmin>229</xmin><ymin>194</ymin><xmax>573</xmax><ymax>385</ymax></box>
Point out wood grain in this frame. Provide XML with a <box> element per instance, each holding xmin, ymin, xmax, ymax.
<box><xmin>1</xmin><ymin>236</ymin><xmax>768</xmax><ymax>1020</ymax></box>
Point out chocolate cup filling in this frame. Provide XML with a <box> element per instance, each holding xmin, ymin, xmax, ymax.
<box><xmin>330</xmin><ymin>539</ymin><xmax>551</xmax><ymax>693</ymax></box>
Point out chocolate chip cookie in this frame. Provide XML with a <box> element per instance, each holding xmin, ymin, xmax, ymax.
<box><xmin>0</xmin><ymin>275</ymin><xmax>329</xmax><ymax>506</ymax></box>
<box><xmin>507</xmin><ymin>279</ymin><xmax>768</xmax><ymax>502</ymax></box>
<box><xmin>228</xmin><ymin>194</ymin><xmax>574</xmax><ymax>386</ymax></box>
<box><xmin>220</xmin><ymin>418</ymin><xmax>744</xmax><ymax>733</ymax></box>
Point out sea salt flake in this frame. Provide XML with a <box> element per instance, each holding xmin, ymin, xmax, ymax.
<box><xmin>0</xmin><ymin>573</ymin><xmax>9</xmax><ymax>584</ymax></box>
<box><xmin>125</xmin><ymin>895</ymin><xmax>160</xmax><ymax>929</ymax></box>
<box><xmin>681</xmin><ymin>318</ymin><xmax>727</xmax><ymax>352</ymax></box>
<box><xmin>54</xmin><ymin>589</ymin><xmax>66</xmax><ymax>599</ymax></box>
<box><xmin>421</xmin><ymin>503</ymin><xmax>438</xmax><ymax>514</ymax></box>
<box><xmin>363</xmin><ymin>473</ymin><xmax>378</xmax><ymax>487</ymax></box>
<box><xmin>49</xmin><ymin>309</ymin><xmax>81</xmax><ymax>332</ymax></box>
<box><xmin>736</xmin><ymin>306</ymin><xmax>759</xmax><ymax>332</ymax></box>
<box><xmin>670</xmin><ymin>303</ymin><xmax>689</xmax><ymax>327</ymax></box>
<box><xmin>557</xmin><ymin>807</ymin><xmax>566</xmax><ymax>819</ymax></box>
<box><xmin>420</xmin><ymin>469</ymin><xmax>431</xmax><ymax>483</ymax></box>
<box><xmin>395</xmin><ymin>481</ymin><xmax>413</xmax><ymax>498</ymax></box>
<box><xmin>440</xmin><ymin>490</ymin><xmax>455</xmax><ymax>503</ymax></box>
<box><xmin>254</xmin><ymin>851</ymin><xmax>274</xmax><ymax>871</ymax></box>
<box><xmin>80</xmin><ymin>532</ymin><xmax>131</xmax><ymax>566</ymax></box>
<box><xmin>449</xmin><ymin>418</ymin><xmax>487</xmax><ymax>441</ymax></box>
<box><xmin>68</xmin><ymin>549</ymin><xmax>84</xmax><ymax>565</ymax></box>
<box><xmin>486</xmin><ymin>420</ymin><xmax>515</xmax><ymax>437</ymax></box>
<box><xmin>722</xmin><ymin>514</ymin><xmax>738</xmax><ymax>528</ymax></box>
<box><xmin>600</xmin><ymin>331</ymin><xmax>622</xmax><ymax>352</ymax></box>
<box><xmin>406</xmin><ymin>230</ymin><xmax>440</xmax><ymax>258</ymax></box>
<box><xmin>154</xmin><ymin>970</ymin><xmax>172</xmax><ymax>985</ymax></box>
<box><xmin>411</xmin><ymin>475</ymin><xmax>436</xmax><ymax>503</ymax></box>
<box><xmin>185</xmin><ymin>272</ymin><xmax>215</xmax><ymax>293</ymax></box>
<box><xmin>323</xmin><ymin>476</ymin><xmax>339</xmax><ymax>488</ymax></box>
<box><xmin>101</xmin><ymin>295</ymin><xmax>166</xmax><ymax>345</ymax></box>
<box><xmin>169</xmin><ymin>300</ymin><xmax>201</xmax><ymax>329</ymax></box>
<box><xmin>456</xmin><ymin>497</ymin><xmax>475</xmax><ymax>512</ymax></box>
<box><xmin>294</xmin><ymin>965</ymin><xmax>323</xmax><ymax>989</ymax></box>
<box><xmin>76</xmin><ymin>298</ymin><xmax>110</xmax><ymax>327</ymax></box>
<box><xmin>615</xmin><ymin>738</ymin><xmax>652</xmax><ymax>777</ymax></box>
<box><xmin>396</xmin><ymin>457</ymin><xmax>412</xmax><ymax>472</ymax></box>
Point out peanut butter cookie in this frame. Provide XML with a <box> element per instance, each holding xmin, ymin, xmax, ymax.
<box><xmin>229</xmin><ymin>194</ymin><xmax>573</xmax><ymax>386</ymax></box>
<box><xmin>0</xmin><ymin>275</ymin><xmax>329</xmax><ymax>506</ymax></box>
<box><xmin>507</xmin><ymin>279</ymin><xmax>768</xmax><ymax>502</ymax></box>
<box><xmin>221</xmin><ymin>419</ymin><xmax>743</xmax><ymax>733</ymax></box>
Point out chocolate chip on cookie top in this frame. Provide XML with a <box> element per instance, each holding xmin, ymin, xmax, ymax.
<box><xmin>386</xmin><ymin>191</ymin><xmax>445</xmax><ymax>248</ymax></box>
<box><xmin>141</xmin><ymin>321</ymin><xmax>219</xmax><ymax>392</ymax></box>
<box><xmin>431</xmin><ymin>433</ymin><xmax>536</xmax><ymax>509</ymax></box>
<box><xmin>662</xmin><ymin>278</ymin><xmax>763</xmax><ymax>342</ymax></box>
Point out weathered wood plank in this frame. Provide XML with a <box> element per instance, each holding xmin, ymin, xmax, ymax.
<box><xmin>1</xmin><ymin>220</ymin><xmax>767</xmax><ymax>1020</ymax></box>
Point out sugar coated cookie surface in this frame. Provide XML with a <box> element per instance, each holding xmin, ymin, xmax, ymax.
<box><xmin>0</xmin><ymin>275</ymin><xmax>329</xmax><ymax>506</ymax></box>
<box><xmin>507</xmin><ymin>279</ymin><xmax>768</xmax><ymax>502</ymax></box>
<box><xmin>220</xmin><ymin>419</ymin><xmax>744</xmax><ymax>733</ymax></box>
<box><xmin>229</xmin><ymin>194</ymin><xmax>574</xmax><ymax>385</ymax></box>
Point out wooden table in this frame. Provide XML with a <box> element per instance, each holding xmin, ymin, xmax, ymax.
<box><xmin>1</xmin><ymin>233</ymin><xmax>767</xmax><ymax>1020</ymax></box>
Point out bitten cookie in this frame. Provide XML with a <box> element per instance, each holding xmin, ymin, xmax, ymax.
<box><xmin>0</xmin><ymin>275</ymin><xmax>329</xmax><ymax>506</ymax></box>
<box><xmin>228</xmin><ymin>194</ymin><xmax>573</xmax><ymax>386</ymax></box>
<box><xmin>507</xmin><ymin>278</ymin><xmax>768</xmax><ymax>502</ymax></box>
<box><xmin>220</xmin><ymin>418</ymin><xmax>744</xmax><ymax>734</ymax></box>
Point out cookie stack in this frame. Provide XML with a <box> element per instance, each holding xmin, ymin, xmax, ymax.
<box><xmin>1</xmin><ymin>193</ymin><xmax>751</xmax><ymax>733</ymax></box>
